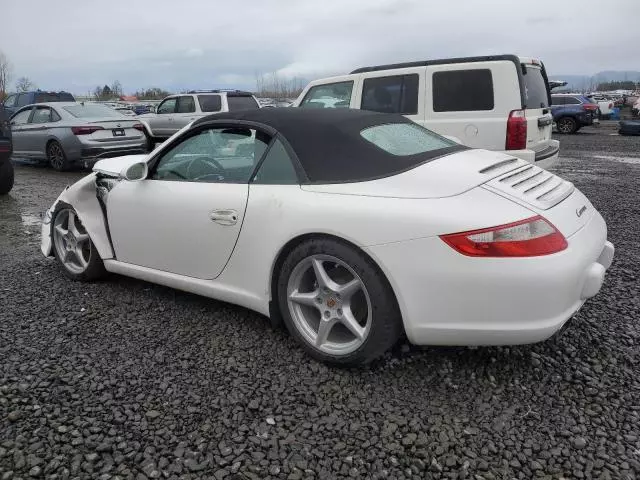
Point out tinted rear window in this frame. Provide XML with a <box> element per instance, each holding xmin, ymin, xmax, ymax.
<box><xmin>34</xmin><ymin>92</ymin><xmax>75</xmax><ymax>103</ymax></box>
<box><xmin>64</xmin><ymin>104</ymin><xmax>125</xmax><ymax>118</ymax></box>
<box><xmin>522</xmin><ymin>66</ymin><xmax>549</xmax><ymax>109</ymax></box>
<box><xmin>198</xmin><ymin>95</ymin><xmax>222</xmax><ymax>112</ymax></box>
<box><xmin>432</xmin><ymin>69</ymin><xmax>494</xmax><ymax>112</ymax></box>
<box><xmin>361</xmin><ymin>74</ymin><xmax>419</xmax><ymax>115</ymax></box>
<box><xmin>227</xmin><ymin>96</ymin><xmax>259</xmax><ymax>111</ymax></box>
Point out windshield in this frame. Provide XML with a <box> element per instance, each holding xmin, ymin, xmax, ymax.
<box><xmin>361</xmin><ymin>123</ymin><xmax>456</xmax><ymax>156</ymax></box>
<box><xmin>64</xmin><ymin>104</ymin><xmax>126</xmax><ymax>118</ymax></box>
<box><xmin>522</xmin><ymin>65</ymin><xmax>550</xmax><ymax>109</ymax></box>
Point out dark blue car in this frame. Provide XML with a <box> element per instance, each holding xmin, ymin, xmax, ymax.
<box><xmin>1</xmin><ymin>90</ymin><xmax>75</xmax><ymax>116</ymax></box>
<box><xmin>551</xmin><ymin>94</ymin><xmax>599</xmax><ymax>134</ymax></box>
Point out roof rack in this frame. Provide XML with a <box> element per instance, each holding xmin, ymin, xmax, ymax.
<box><xmin>186</xmin><ymin>89</ymin><xmax>253</xmax><ymax>95</ymax></box>
<box><xmin>350</xmin><ymin>54</ymin><xmax>520</xmax><ymax>74</ymax></box>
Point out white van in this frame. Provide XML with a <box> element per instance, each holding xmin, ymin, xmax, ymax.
<box><xmin>292</xmin><ymin>55</ymin><xmax>559</xmax><ymax>169</ymax></box>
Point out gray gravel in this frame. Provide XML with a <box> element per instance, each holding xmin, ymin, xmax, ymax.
<box><xmin>1</xmin><ymin>131</ymin><xmax>640</xmax><ymax>480</ymax></box>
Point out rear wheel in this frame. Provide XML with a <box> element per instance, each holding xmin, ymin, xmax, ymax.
<box><xmin>52</xmin><ymin>205</ymin><xmax>106</xmax><ymax>281</ymax></box>
<box><xmin>0</xmin><ymin>160</ymin><xmax>14</xmax><ymax>195</ymax></box>
<box><xmin>556</xmin><ymin>117</ymin><xmax>578</xmax><ymax>134</ymax></box>
<box><xmin>47</xmin><ymin>141</ymin><xmax>71</xmax><ymax>171</ymax></box>
<box><xmin>277</xmin><ymin>238</ymin><xmax>403</xmax><ymax>366</ymax></box>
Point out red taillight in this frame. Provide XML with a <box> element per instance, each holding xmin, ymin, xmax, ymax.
<box><xmin>440</xmin><ymin>216</ymin><xmax>568</xmax><ymax>257</ymax></box>
<box><xmin>609</xmin><ymin>103</ymin><xmax>613</xmax><ymax>109</ymax></box>
<box><xmin>0</xmin><ymin>145</ymin><xmax>10</xmax><ymax>153</ymax></box>
<box><xmin>71</xmin><ymin>126</ymin><xmax>104</xmax><ymax>135</ymax></box>
<box><xmin>133</xmin><ymin>123</ymin><xmax>145</xmax><ymax>132</ymax></box>
<box><xmin>583</xmin><ymin>104</ymin><xmax>599</xmax><ymax>111</ymax></box>
<box><xmin>505</xmin><ymin>109</ymin><xmax>527</xmax><ymax>150</ymax></box>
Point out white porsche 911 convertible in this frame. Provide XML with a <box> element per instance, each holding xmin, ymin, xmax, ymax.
<box><xmin>41</xmin><ymin>108</ymin><xmax>614</xmax><ymax>366</ymax></box>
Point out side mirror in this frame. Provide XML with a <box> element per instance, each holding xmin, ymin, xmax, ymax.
<box><xmin>119</xmin><ymin>161</ymin><xmax>148</xmax><ymax>181</ymax></box>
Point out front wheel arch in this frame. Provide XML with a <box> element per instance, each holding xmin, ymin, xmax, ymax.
<box><xmin>269</xmin><ymin>233</ymin><xmax>403</xmax><ymax>333</ymax></box>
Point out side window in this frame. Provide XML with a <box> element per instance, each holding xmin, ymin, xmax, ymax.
<box><xmin>30</xmin><ymin>107</ymin><xmax>52</xmax><ymax>124</ymax></box>
<box><xmin>51</xmin><ymin>109</ymin><xmax>62</xmax><ymax>122</ymax></box>
<box><xmin>299</xmin><ymin>81</ymin><xmax>353</xmax><ymax>109</ymax></box>
<box><xmin>432</xmin><ymin>69</ymin><xmax>494</xmax><ymax>112</ymax></box>
<box><xmin>10</xmin><ymin>109</ymin><xmax>32</xmax><ymax>125</ymax></box>
<box><xmin>361</xmin><ymin>74</ymin><xmax>419</xmax><ymax>115</ymax></box>
<box><xmin>151</xmin><ymin>127</ymin><xmax>270</xmax><ymax>183</ymax></box>
<box><xmin>198</xmin><ymin>95</ymin><xmax>222</xmax><ymax>112</ymax></box>
<box><xmin>16</xmin><ymin>94</ymin><xmax>31</xmax><ymax>107</ymax></box>
<box><xmin>551</xmin><ymin>96</ymin><xmax>565</xmax><ymax>106</ymax></box>
<box><xmin>3</xmin><ymin>94</ymin><xmax>17</xmax><ymax>108</ymax></box>
<box><xmin>252</xmin><ymin>139</ymin><xmax>299</xmax><ymax>185</ymax></box>
<box><xmin>157</xmin><ymin>98</ymin><xmax>177</xmax><ymax>114</ymax></box>
<box><xmin>565</xmin><ymin>97</ymin><xmax>581</xmax><ymax>105</ymax></box>
<box><xmin>176</xmin><ymin>96</ymin><xmax>196</xmax><ymax>113</ymax></box>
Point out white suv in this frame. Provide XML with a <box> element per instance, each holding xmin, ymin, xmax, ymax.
<box><xmin>139</xmin><ymin>90</ymin><xmax>260</xmax><ymax>146</ymax></box>
<box><xmin>292</xmin><ymin>55</ymin><xmax>559</xmax><ymax>169</ymax></box>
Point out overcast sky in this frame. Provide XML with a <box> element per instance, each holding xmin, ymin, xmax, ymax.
<box><xmin>1</xmin><ymin>0</ymin><xmax>638</xmax><ymax>94</ymax></box>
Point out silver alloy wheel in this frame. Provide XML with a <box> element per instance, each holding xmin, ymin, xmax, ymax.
<box><xmin>287</xmin><ymin>254</ymin><xmax>372</xmax><ymax>356</ymax></box>
<box><xmin>48</xmin><ymin>143</ymin><xmax>65</xmax><ymax>170</ymax></box>
<box><xmin>557</xmin><ymin>118</ymin><xmax>575</xmax><ymax>134</ymax></box>
<box><xmin>52</xmin><ymin>209</ymin><xmax>91</xmax><ymax>274</ymax></box>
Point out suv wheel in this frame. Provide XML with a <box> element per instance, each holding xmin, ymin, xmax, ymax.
<box><xmin>557</xmin><ymin>117</ymin><xmax>578</xmax><ymax>134</ymax></box>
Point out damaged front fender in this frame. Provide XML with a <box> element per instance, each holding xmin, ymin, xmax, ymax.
<box><xmin>41</xmin><ymin>173</ymin><xmax>115</xmax><ymax>260</ymax></box>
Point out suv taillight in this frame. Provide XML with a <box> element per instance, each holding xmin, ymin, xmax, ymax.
<box><xmin>505</xmin><ymin>109</ymin><xmax>527</xmax><ymax>150</ymax></box>
<box><xmin>583</xmin><ymin>104</ymin><xmax>599</xmax><ymax>111</ymax></box>
<box><xmin>440</xmin><ymin>216</ymin><xmax>567</xmax><ymax>257</ymax></box>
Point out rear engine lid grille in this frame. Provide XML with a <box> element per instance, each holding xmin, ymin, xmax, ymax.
<box><xmin>484</xmin><ymin>164</ymin><xmax>574</xmax><ymax>210</ymax></box>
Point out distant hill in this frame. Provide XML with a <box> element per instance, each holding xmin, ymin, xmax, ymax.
<box><xmin>549</xmin><ymin>71</ymin><xmax>640</xmax><ymax>91</ymax></box>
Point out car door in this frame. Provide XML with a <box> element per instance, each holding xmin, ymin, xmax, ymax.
<box><xmin>171</xmin><ymin>96</ymin><xmax>198</xmax><ymax>133</ymax></box>
<box><xmin>151</xmin><ymin>97</ymin><xmax>178</xmax><ymax>137</ymax></box>
<box><xmin>8</xmin><ymin>108</ymin><xmax>34</xmax><ymax>155</ymax></box>
<box><xmin>106</xmin><ymin>124</ymin><xmax>270</xmax><ymax>280</ymax></box>
<box><xmin>20</xmin><ymin>106</ymin><xmax>56</xmax><ymax>157</ymax></box>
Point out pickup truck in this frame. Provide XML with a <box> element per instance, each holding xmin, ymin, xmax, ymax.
<box><xmin>588</xmin><ymin>96</ymin><xmax>614</xmax><ymax>119</ymax></box>
<box><xmin>137</xmin><ymin>90</ymin><xmax>260</xmax><ymax>149</ymax></box>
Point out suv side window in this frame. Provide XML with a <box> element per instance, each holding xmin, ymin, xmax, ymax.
<box><xmin>198</xmin><ymin>95</ymin><xmax>222</xmax><ymax>112</ymax></box>
<box><xmin>361</xmin><ymin>74</ymin><xmax>419</xmax><ymax>115</ymax></box>
<box><xmin>3</xmin><ymin>94</ymin><xmax>17</xmax><ymax>108</ymax></box>
<box><xmin>176</xmin><ymin>96</ymin><xmax>196</xmax><ymax>113</ymax></box>
<box><xmin>252</xmin><ymin>139</ymin><xmax>299</xmax><ymax>184</ymax></box>
<box><xmin>565</xmin><ymin>97</ymin><xmax>581</xmax><ymax>105</ymax></box>
<box><xmin>157</xmin><ymin>98</ymin><xmax>177</xmax><ymax>114</ymax></box>
<box><xmin>551</xmin><ymin>96</ymin><xmax>565</xmax><ymax>106</ymax></box>
<box><xmin>151</xmin><ymin>127</ymin><xmax>270</xmax><ymax>183</ymax></box>
<box><xmin>432</xmin><ymin>69</ymin><xmax>494</xmax><ymax>112</ymax></box>
<box><xmin>299</xmin><ymin>81</ymin><xmax>353</xmax><ymax>109</ymax></box>
<box><xmin>16</xmin><ymin>93</ymin><xmax>32</xmax><ymax>107</ymax></box>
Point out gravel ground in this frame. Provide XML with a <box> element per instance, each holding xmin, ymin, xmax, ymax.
<box><xmin>1</xmin><ymin>131</ymin><xmax>639</xmax><ymax>480</ymax></box>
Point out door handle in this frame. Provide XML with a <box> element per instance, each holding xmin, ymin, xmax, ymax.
<box><xmin>210</xmin><ymin>209</ymin><xmax>238</xmax><ymax>226</ymax></box>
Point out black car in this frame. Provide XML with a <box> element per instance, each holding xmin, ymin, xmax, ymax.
<box><xmin>0</xmin><ymin>104</ymin><xmax>14</xmax><ymax>194</ymax></box>
<box><xmin>2</xmin><ymin>90</ymin><xmax>75</xmax><ymax>117</ymax></box>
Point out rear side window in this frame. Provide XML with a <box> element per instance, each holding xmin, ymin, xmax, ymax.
<box><xmin>565</xmin><ymin>97</ymin><xmax>581</xmax><ymax>105</ymax></box>
<box><xmin>31</xmin><ymin>107</ymin><xmax>52</xmax><ymax>124</ymax></box>
<box><xmin>16</xmin><ymin>94</ymin><xmax>31</xmax><ymax>107</ymax></box>
<box><xmin>34</xmin><ymin>92</ymin><xmax>75</xmax><ymax>103</ymax></box>
<box><xmin>227</xmin><ymin>96</ymin><xmax>259</xmax><ymax>111</ymax></box>
<box><xmin>252</xmin><ymin>139</ymin><xmax>299</xmax><ymax>184</ymax></box>
<box><xmin>361</xmin><ymin>74</ymin><xmax>419</xmax><ymax>115</ymax></box>
<box><xmin>361</xmin><ymin>123</ymin><xmax>456</xmax><ymax>156</ymax></box>
<box><xmin>551</xmin><ymin>96</ymin><xmax>565</xmax><ymax>106</ymax></box>
<box><xmin>432</xmin><ymin>69</ymin><xmax>494</xmax><ymax>112</ymax></box>
<box><xmin>522</xmin><ymin>66</ymin><xmax>549</xmax><ymax>109</ymax></box>
<box><xmin>198</xmin><ymin>95</ymin><xmax>222</xmax><ymax>112</ymax></box>
<box><xmin>299</xmin><ymin>81</ymin><xmax>353</xmax><ymax>109</ymax></box>
<box><xmin>176</xmin><ymin>96</ymin><xmax>196</xmax><ymax>113</ymax></box>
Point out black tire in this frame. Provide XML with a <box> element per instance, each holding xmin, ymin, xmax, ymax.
<box><xmin>47</xmin><ymin>140</ymin><xmax>71</xmax><ymax>171</ymax></box>
<box><xmin>556</xmin><ymin>117</ymin><xmax>578</xmax><ymax>134</ymax></box>
<box><xmin>51</xmin><ymin>203</ymin><xmax>106</xmax><ymax>281</ymax></box>
<box><xmin>277</xmin><ymin>237</ymin><xmax>403</xmax><ymax>366</ymax></box>
<box><xmin>0</xmin><ymin>160</ymin><xmax>14</xmax><ymax>195</ymax></box>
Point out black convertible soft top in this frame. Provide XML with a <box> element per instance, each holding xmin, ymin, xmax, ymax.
<box><xmin>193</xmin><ymin>108</ymin><xmax>466</xmax><ymax>183</ymax></box>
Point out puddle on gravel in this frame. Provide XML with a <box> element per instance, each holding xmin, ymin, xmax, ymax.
<box><xmin>592</xmin><ymin>155</ymin><xmax>640</xmax><ymax>165</ymax></box>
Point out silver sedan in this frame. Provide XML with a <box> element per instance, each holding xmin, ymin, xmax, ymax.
<box><xmin>10</xmin><ymin>102</ymin><xmax>148</xmax><ymax>170</ymax></box>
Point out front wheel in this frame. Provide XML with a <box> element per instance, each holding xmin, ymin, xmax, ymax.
<box><xmin>52</xmin><ymin>205</ymin><xmax>106</xmax><ymax>281</ymax></box>
<box><xmin>0</xmin><ymin>160</ymin><xmax>14</xmax><ymax>195</ymax></box>
<box><xmin>556</xmin><ymin>117</ymin><xmax>578</xmax><ymax>134</ymax></box>
<box><xmin>277</xmin><ymin>238</ymin><xmax>403</xmax><ymax>366</ymax></box>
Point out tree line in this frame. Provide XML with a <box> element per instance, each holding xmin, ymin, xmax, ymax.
<box><xmin>595</xmin><ymin>80</ymin><xmax>639</xmax><ymax>91</ymax></box>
